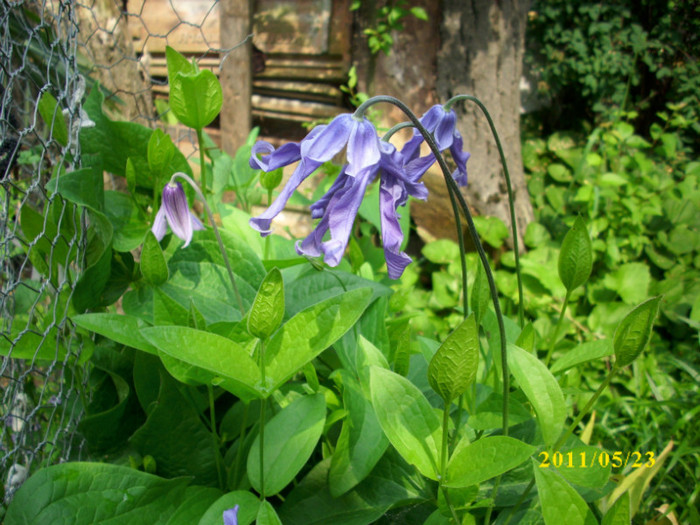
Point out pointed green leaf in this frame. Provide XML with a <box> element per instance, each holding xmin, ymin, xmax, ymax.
<box><xmin>264</xmin><ymin>288</ymin><xmax>373</xmax><ymax>392</ymax></box>
<box><xmin>141</xmin><ymin>231</ymin><xmax>169</xmax><ymax>285</ymax></box>
<box><xmin>601</xmin><ymin>492</ymin><xmax>630</xmax><ymax>525</ymax></box>
<box><xmin>471</xmin><ymin>261</ymin><xmax>491</xmax><ymax>327</ymax></box>
<box><xmin>4</xmin><ymin>462</ymin><xmax>217</xmax><ymax>525</ymax></box>
<box><xmin>508</xmin><ymin>344</ymin><xmax>566</xmax><ymax>447</ymax></box>
<box><xmin>198</xmin><ymin>491</ymin><xmax>260</xmax><ymax>525</ymax></box>
<box><xmin>329</xmin><ymin>373</ymin><xmax>389</xmax><ymax>497</ymax></box>
<box><xmin>147</xmin><ymin>128</ymin><xmax>175</xmax><ymax>181</ymax></box>
<box><xmin>445</xmin><ymin>436</ymin><xmax>536</xmax><ymax>488</ymax></box>
<box><xmin>369</xmin><ymin>366</ymin><xmax>442</xmax><ymax>480</ymax></box>
<box><xmin>248</xmin><ymin>394</ymin><xmax>326</xmax><ymax>496</ymax></box>
<box><xmin>558</xmin><ymin>215</ymin><xmax>593</xmax><ymax>292</ymax></box>
<box><xmin>248</xmin><ymin>267</ymin><xmax>284</xmax><ymax>339</ymax></box>
<box><xmin>72</xmin><ymin>313</ymin><xmax>157</xmax><ymax>355</ymax></box>
<box><xmin>166</xmin><ymin>45</ymin><xmax>197</xmax><ymax>79</ymax></box>
<box><xmin>38</xmin><ymin>91</ymin><xmax>68</xmax><ymax>146</ymax></box>
<box><xmin>256</xmin><ymin>499</ymin><xmax>283</xmax><ymax>525</ymax></box>
<box><xmin>169</xmin><ymin>70</ymin><xmax>222</xmax><ymax>130</ymax></box>
<box><xmin>534</xmin><ymin>461</ymin><xmax>599</xmax><ymax>525</ymax></box>
<box><xmin>141</xmin><ymin>326</ymin><xmax>261</xmax><ymax>399</ymax></box>
<box><xmin>613</xmin><ymin>296</ymin><xmax>661</xmax><ymax>368</ymax></box>
<box><xmin>428</xmin><ymin>314</ymin><xmax>479</xmax><ymax>403</ymax></box>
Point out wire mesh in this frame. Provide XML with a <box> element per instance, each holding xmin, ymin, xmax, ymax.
<box><xmin>0</xmin><ymin>0</ymin><xmax>91</xmax><ymax>508</ymax></box>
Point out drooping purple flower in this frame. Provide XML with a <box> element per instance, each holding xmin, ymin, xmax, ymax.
<box><xmin>292</xmin><ymin>140</ymin><xmax>433</xmax><ymax>278</ymax></box>
<box><xmin>223</xmin><ymin>505</ymin><xmax>239</xmax><ymax>525</ymax></box>
<box><xmin>152</xmin><ymin>181</ymin><xmax>204</xmax><ymax>247</ymax></box>
<box><xmin>402</xmin><ymin>104</ymin><xmax>470</xmax><ymax>186</ymax></box>
<box><xmin>249</xmin><ymin>113</ymin><xmax>381</xmax><ymax>236</ymax></box>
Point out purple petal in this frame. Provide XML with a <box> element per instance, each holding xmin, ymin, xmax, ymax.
<box><xmin>346</xmin><ymin>118</ymin><xmax>380</xmax><ymax>177</ymax></box>
<box><xmin>418</xmin><ymin>105</ymin><xmax>444</xmax><ymax>133</ymax></box>
<box><xmin>309</xmin><ymin>168</ymin><xmax>350</xmax><ymax>219</ymax></box>
<box><xmin>249</xmin><ymin>158</ymin><xmax>322</xmax><ymax>236</ymax></box>
<box><xmin>296</xmin><ymin>212</ymin><xmax>330</xmax><ymax>258</ymax></box>
<box><xmin>250</xmin><ymin>141</ymin><xmax>301</xmax><ymax>171</ymax></box>
<box><xmin>223</xmin><ymin>505</ymin><xmax>239</xmax><ymax>525</ymax></box>
<box><xmin>380</xmin><ymin>176</ymin><xmax>413</xmax><ymax>279</ymax></box>
<box><xmin>162</xmin><ymin>182</ymin><xmax>194</xmax><ymax>247</ymax></box>
<box><xmin>433</xmin><ymin>108</ymin><xmax>456</xmax><ymax>150</ymax></box>
<box><xmin>190</xmin><ymin>212</ymin><xmax>205</xmax><ymax>231</ymax></box>
<box><xmin>302</xmin><ymin>114</ymin><xmax>353</xmax><ymax>164</ymax></box>
<box><xmin>321</xmin><ymin>166</ymin><xmax>377</xmax><ymax>266</ymax></box>
<box><xmin>152</xmin><ymin>206</ymin><xmax>167</xmax><ymax>241</ymax></box>
<box><xmin>449</xmin><ymin>130</ymin><xmax>470</xmax><ymax>187</ymax></box>
<box><xmin>400</xmin><ymin>133</ymin><xmax>424</xmax><ymax>162</ymax></box>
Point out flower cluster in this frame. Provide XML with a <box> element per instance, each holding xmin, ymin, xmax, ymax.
<box><xmin>249</xmin><ymin>104</ymin><xmax>469</xmax><ymax>278</ymax></box>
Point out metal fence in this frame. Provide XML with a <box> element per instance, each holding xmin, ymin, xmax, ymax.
<box><xmin>0</xmin><ymin>0</ymin><xmax>221</xmax><ymax>510</ymax></box>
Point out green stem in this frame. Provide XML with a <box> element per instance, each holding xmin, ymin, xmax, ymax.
<box><xmin>546</xmin><ymin>289</ymin><xmax>572</xmax><ymax>366</ymax></box>
<box><xmin>356</xmin><ymin>96</ymin><xmax>510</xmax><ymax>441</ymax></box>
<box><xmin>196</xmin><ymin>128</ymin><xmax>207</xmax><ymax>194</ymax></box>
<box><xmin>208</xmin><ymin>385</ymin><xmax>225</xmax><ymax>490</ymax></box>
<box><xmin>258</xmin><ymin>338</ymin><xmax>267</xmax><ymax>500</ymax></box>
<box><xmin>444</xmin><ymin>95</ymin><xmax>525</xmax><ymax>329</ymax></box>
<box><xmin>171</xmin><ymin>172</ymin><xmax>245</xmax><ymax>317</ymax></box>
<box><xmin>440</xmin><ymin>404</ymin><xmax>460</xmax><ymax>524</ymax></box>
<box><xmin>264</xmin><ymin>188</ymin><xmax>272</xmax><ymax>260</ymax></box>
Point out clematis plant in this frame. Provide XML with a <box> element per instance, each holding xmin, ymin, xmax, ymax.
<box><xmin>223</xmin><ymin>505</ymin><xmax>239</xmax><ymax>525</ymax></box>
<box><xmin>249</xmin><ymin>103</ymin><xmax>471</xmax><ymax>278</ymax></box>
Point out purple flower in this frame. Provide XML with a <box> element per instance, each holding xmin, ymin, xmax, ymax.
<box><xmin>249</xmin><ymin>113</ymin><xmax>381</xmax><ymax>236</ymax></box>
<box><xmin>251</xmin><ymin>122</ymin><xmax>434</xmax><ymax>278</ymax></box>
<box><xmin>402</xmin><ymin>104</ymin><xmax>470</xmax><ymax>186</ymax></box>
<box><xmin>152</xmin><ymin>181</ymin><xmax>204</xmax><ymax>247</ymax></box>
<box><xmin>223</xmin><ymin>505</ymin><xmax>239</xmax><ymax>525</ymax></box>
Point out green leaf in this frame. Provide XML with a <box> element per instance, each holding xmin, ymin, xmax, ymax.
<box><xmin>547</xmin><ymin>163</ymin><xmax>572</xmax><ymax>182</ymax></box>
<box><xmin>141</xmin><ymin>326</ymin><xmax>261</xmax><ymax>400</ymax></box>
<box><xmin>0</xmin><ymin>326</ymin><xmax>66</xmax><ymax>361</ymax></box>
<box><xmin>369</xmin><ymin>366</ymin><xmax>442</xmax><ymax>480</ymax></box>
<box><xmin>166</xmin><ymin>46</ymin><xmax>197</xmax><ymax>79</ymax></box>
<box><xmin>141</xmin><ymin>231</ymin><xmax>169</xmax><ymax>285</ymax></box>
<box><xmin>534</xmin><ymin>461</ymin><xmax>599</xmax><ymax>525</ymax></box>
<box><xmin>601</xmin><ymin>492</ymin><xmax>630</xmax><ymax>525</ymax></box>
<box><xmin>427</xmin><ymin>314</ymin><xmax>479</xmax><ymax>403</ymax></box>
<box><xmin>558</xmin><ymin>216</ymin><xmax>592</xmax><ymax>292</ymax></box>
<box><xmin>248</xmin><ymin>267</ymin><xmax>284</xmax><ymax>339</ymax></box>
<box><xmin>550</xmin><ymin>339</ymin><xmax>613</xmax><ymax>374</ymax></box>
<box><xmin>445</xmin><ymin>436</ymin><xmax>536</xmax><ymax>488</ymax></box>
<box><xmin>265</xmin><ymin>288</ymin><xmax>373</xmax><ymax>393</ymax></box>
<box><xmin>104</xmin><ymin>190</ymin><xmax>150</xmax><ymax>252</ymax></box>
<box><xmin>422</xmin><ymin>239</ymin><xmax>459</xmax><ymax>264</ymax></box>
<box><xmin>38</xmin><ymin>91</ymin><xmax>68</xmax><ymax>146</ymax></box>
<box><xmin>508</xmin><ymin>344</ymin><xmax>566</xmax><ymax>447</ymax></box>
<box><xmin>329</xmin><ymin>373</ymin><xmax>389</xmax><ymax>497</ymax></box>
<box><xmin>147</xmin><ymin>128</ymin><xmax>176</xmax><ymax>182</ymax></box>
<box><xmin>603</xmin><ymin>262</ymin><xmax>651</xmax><ymax>305</ymax></box>
<box><xmin>472</xmin><ymin>216</ymin><xmax>509</xmax><ymax>249</ymax></box>
<box><xmin>470</xmin><ymin>262</ymin><xmax>490</xmax><ymax>327</ymax></box>
<box><xmin>256</xmin><ymin>500</ymin><xmax>283</xmax><ymax>525</ymax></box>
<box><xmin>554</xmin><ymin>446</ymin><xmax>611</xmax><ymax>489</ymax></box>
<box><xmin>129</xmin><ymin>371</ymin><xmax>219</xmax><ymax>486</ymax></box>
<box><xmin>4</xmin><ymin>462</ymin><xmax>219</xmax><ymax>525</ymax></box>
<box><xmin>169</xmin><ymin>70</ymin><xmax>223</xmax><ymax>130</ymax></box>
<box><xmin>248</xmin><ymin>394</ymin><xmax>326</xmax><ymax>496</ymax></box>
<box><xmin>613</xmin><ymin>296</ymin><xmax>662</xmax><ymax>368</ymax></box>
<box><xmin>72</xmin><ymin>313</ymin><xmax>158</xmax><ymax>355</ymax></box>
<box><xmin>410</xmin><ymin>6</ymin><xmax>429</xmax><ymax>20</ymax></box>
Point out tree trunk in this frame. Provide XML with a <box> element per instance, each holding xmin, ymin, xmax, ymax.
<box><xmin>434</xmin><ymin>0</ymin><xmax>534</xmax><ymax>250</ymax></box>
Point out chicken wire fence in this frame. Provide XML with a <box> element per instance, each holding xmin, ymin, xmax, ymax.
<box><xmin>1</xmin><ymin>0</ymin><xmax>219</xmax><ymax>510</ymax></box>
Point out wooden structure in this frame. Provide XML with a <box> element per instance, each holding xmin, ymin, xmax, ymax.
<box><xmin>126</xmin><ymin>0</ymin><xmax>353</xmax><ymax>151</ymax></box>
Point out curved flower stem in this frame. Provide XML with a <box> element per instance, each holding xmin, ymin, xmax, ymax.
<box><xmin>357</xmin><ymin>95</ymin><xmax>510</xmax><ymax>438</ymax></box>
<box><xmin>171</xmin><ymin>172</ymin><xmax>245</xmax><ymax>317</ymax></box>
<box><xmin>196</xmin><ymin>128</ymin><xmax>208</xmax><ymax>194</ymax></box>
<box><xmin>444</xmin><ymin>95</ymin><xmax>525</xmax><ymax>329</ymax></box>
<box><xmin>382</xmin><ymin>124</ymin><xmax>469</xmax><ymax>319</ymax></box>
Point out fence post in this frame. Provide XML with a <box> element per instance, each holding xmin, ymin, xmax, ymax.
<box><xmin>219</xmin><ymin>0</ymin><xmax>252</xmax><ymax>155</ymax></box>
